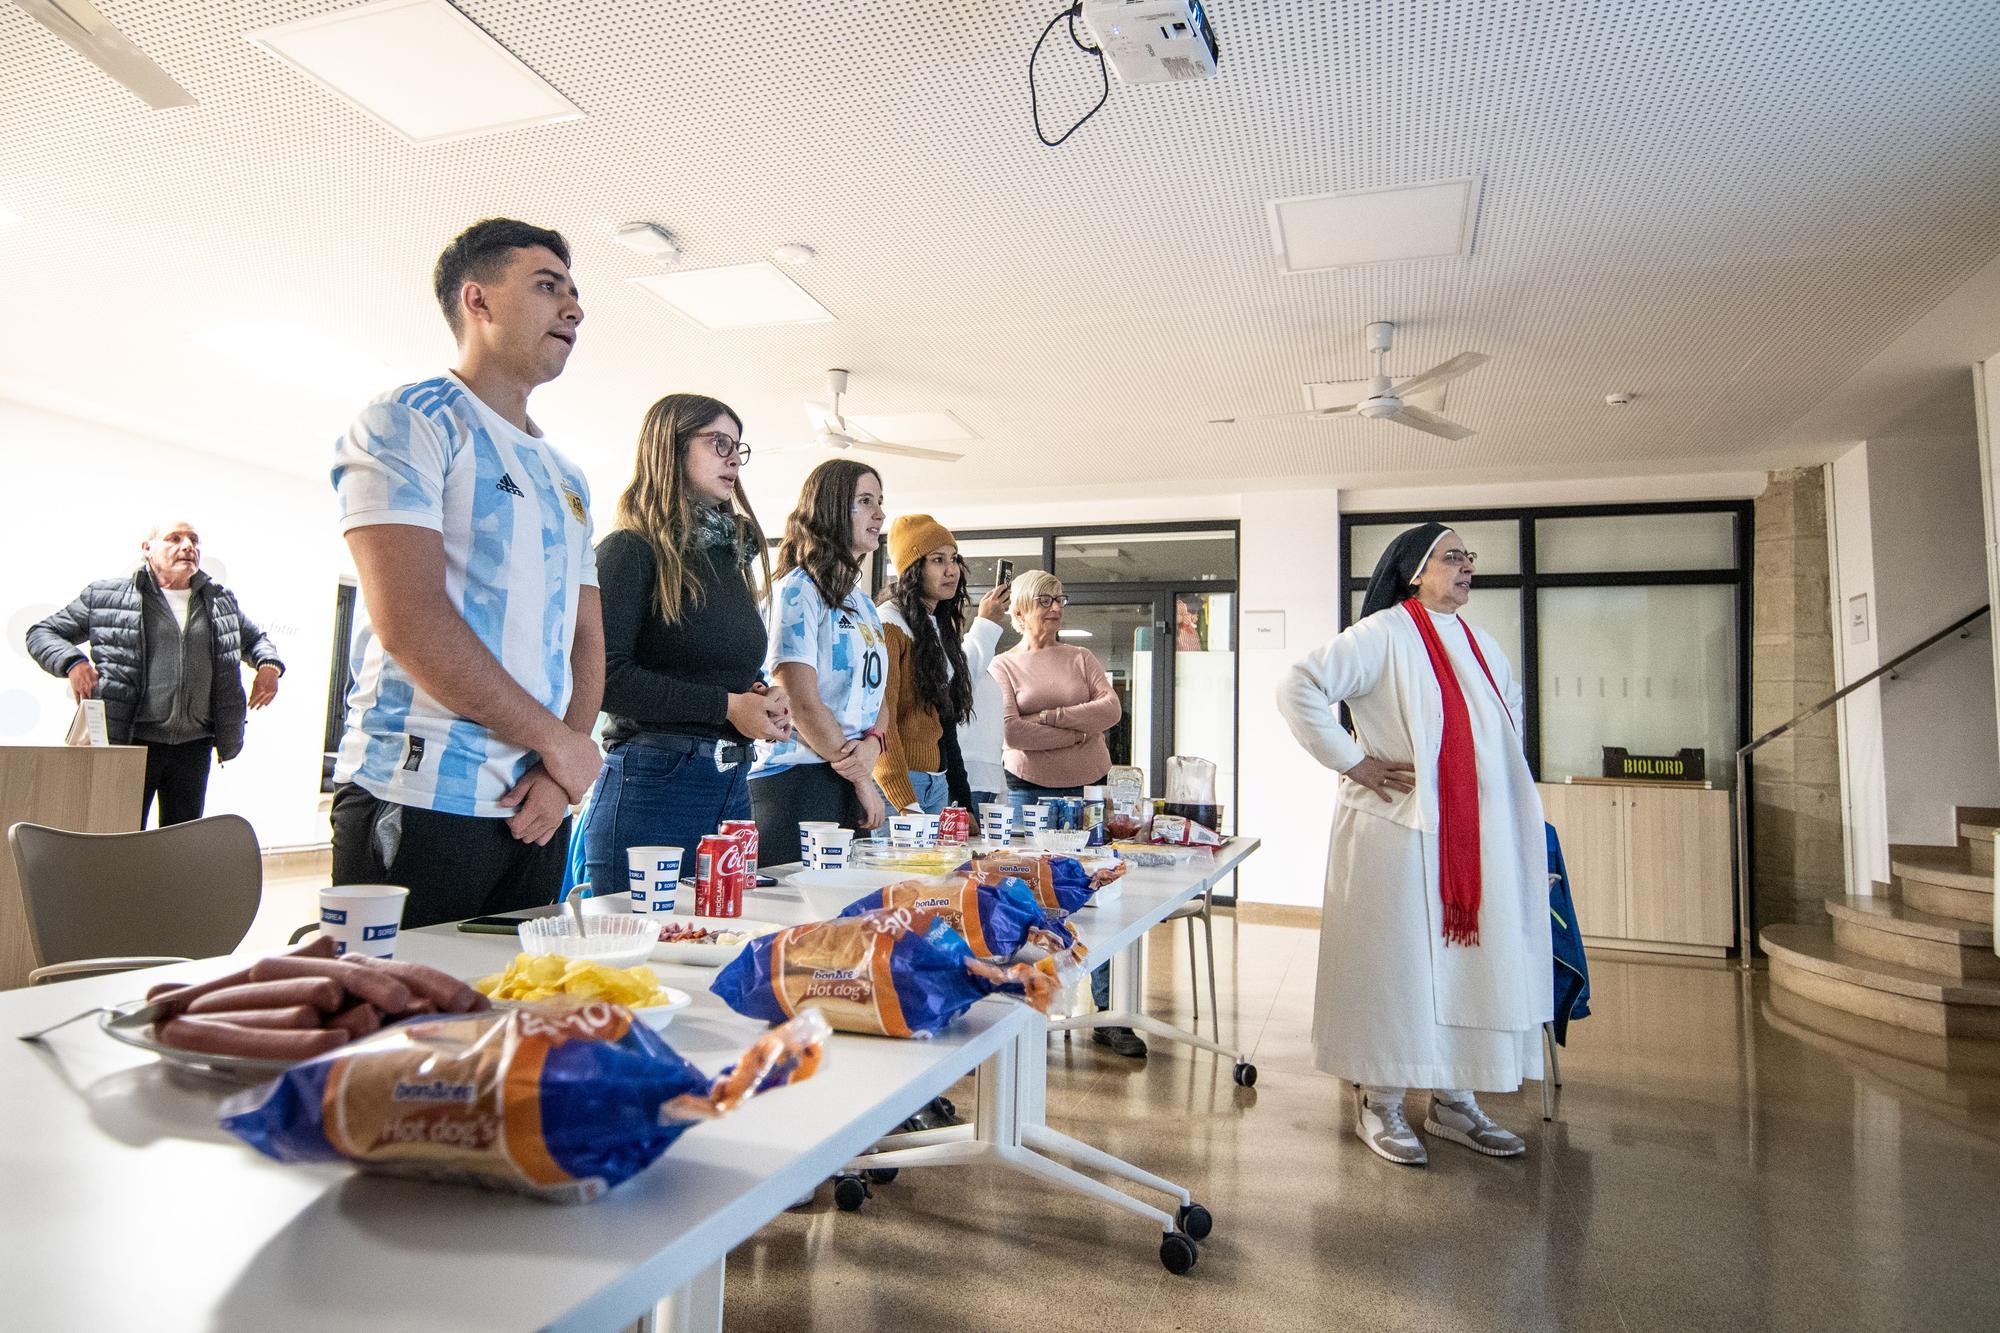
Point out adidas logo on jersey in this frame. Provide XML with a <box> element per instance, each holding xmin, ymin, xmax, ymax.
<box><xmin>496</xmin><ymin>472</ymin><xmax>526</xmax><ymax>498</ymax></box>
<box><xmin>837</xmin><ymin>613</ymin><xmax>854</xmax><ymax>628</ymax></box>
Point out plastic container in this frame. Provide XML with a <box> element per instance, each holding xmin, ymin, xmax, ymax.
<box><xmin>516</xmin><ymin>914</ymin><xmax>660</xmax><ymax>969</ymax></box>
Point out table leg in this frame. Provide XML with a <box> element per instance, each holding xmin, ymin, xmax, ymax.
<box><xmin>1047</xmin><ymin>930</ymin><xmax>1253</xmax><ymax>1074</ymax></box>
<box><xmin>635</xmin><ymin>1258</ymin><xmax>725</xmax><ymax>1333</ymax></box>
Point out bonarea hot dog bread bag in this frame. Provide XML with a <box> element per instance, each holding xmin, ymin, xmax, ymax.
<box><xmin>220</xmin><ymin>1004</ymin><xmax>828</xmax><ymax>1204</ymax></box>
<box><xmin>709</xmin><ymin>908</ymin><xmax>1071</xmax><ymax>1038</ymax></box>
<box><xmin>834</xmin><ymin>875</ymin><xmax>1080</xmax><ymax>961</ymax></box>
<box><xmin>957</xmin><ymin>851</ymin><xmax>1126</xmax><ymax>915</ymax></box>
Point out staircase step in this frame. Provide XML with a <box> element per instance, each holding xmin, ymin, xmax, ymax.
<box><xmin>1960</xmin><ymin>818</ymin><xmax>1998</xmax><ymax>873</ymax></box>
<box><xmin>1892</xmin><ymin>845</ymin><xmax>1994</xmax><ymax>894</ymax></box>
<box><xmin>1825</xmin><ymin>897</ymin><xmax>2000</xmax><ymax>980</ymax></box>
<box><xmin>1761</xmin><ymin>923</ymin><xmax>2000</xmax><ymax>1039</ymax></box>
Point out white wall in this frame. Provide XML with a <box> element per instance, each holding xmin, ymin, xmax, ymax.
<box><xmin>0</xmin><ymin>400</ymin><xmax>345</xmax><ymax>848</ymax></box>
<box><xmin>1827</xmin><ymin>377</ymin><xmax>2000</xmax><ymax>866</ymax></box>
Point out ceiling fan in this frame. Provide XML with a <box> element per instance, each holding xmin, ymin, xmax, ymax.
<box><xmin>15</xmin><ymin>0</ymin><xmax>196</xmax><ymax>108</ymax></box>
<box><xmin>766</xmin><ymin>369</ymin><xmax>965</xmax><ymax>463</ymax></box>
<box><xmin>1208</xmin><ymin>322</ymin><xmax>1490</xmax><ymax>441</ymax></box>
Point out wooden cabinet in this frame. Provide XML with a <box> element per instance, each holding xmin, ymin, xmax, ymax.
<box><xmin>0</xmin><ymin>744</ymin><xmax>147</xmax><ymax>988</ymax></box>
<box><xmin>1538</xmin><ymin>781</ymin><xmax>1734</xmax><ymax>957</ymax></box>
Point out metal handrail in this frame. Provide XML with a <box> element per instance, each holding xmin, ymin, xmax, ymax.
<box><xmin>1732</xmin><ymin>603</ymin><xmax>1990</xmax><ymax>970</ymax></box>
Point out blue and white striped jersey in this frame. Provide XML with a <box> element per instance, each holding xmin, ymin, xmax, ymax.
<box><xmin>750</xmin><ymin>567</ymin><xmax>886</xmax><ymax>778</ymax></box>
<box><xmin>331</xmin><ymin>373</ymin><xmax>597</xmax><ymax>817</ymax></box>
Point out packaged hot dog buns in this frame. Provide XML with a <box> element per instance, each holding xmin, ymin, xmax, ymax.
<box><xmin>958</xmin><ymin>851</ymin><xmax>1127</xmax><ymax>915</ymax></box>
<box><xmin>220</xmin><ymin>1004</ymin><xmax>828</xmax><ymax>1204</ymax></box>
<box><xmin>710</xmin><ymin>909</ymin><xmax>1071</xmax><ymax>1038</ymax></box>
<box><xmin>835</xmin><ymin>875</ymin><xmax>1078</xmax><ymax>961</ymax></box>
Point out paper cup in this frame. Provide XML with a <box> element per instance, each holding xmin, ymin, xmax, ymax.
<box><xmin>921</xmin><ymin>813</ymin><xmax>942</xmax><ymax>846</ymax></box>
<box><xmin>799</xmin><ymin>821</ymin><xmax>838</xmax><ymax>863</ymax></box>
<box><xmin>888</xmin><ymin>814</ymin><xmax>926</xmax><ymax>847</ymax></box>
<box><xmin>627</xmin><ymin>845</ymin><xmax>683</xmax><ymax>914</ymax></box>
<box><xmin>816</xmin><ymin>827</ymin><xmax>855</xmax><ymax>869</ymax></box>
<box><xmin>978</xmin><ymin>802</ymin><xmax>1015</xmax><ymax>840</ymax></box>
<box><xmin>1021</xmin><ymin>802</ymin><xmax>1050</xmax><ymax>833</ymax></box>
<box><xmin>319</xmin><ymin>884</ymin><xmax>409</xmax><ymax>959</ymax></box>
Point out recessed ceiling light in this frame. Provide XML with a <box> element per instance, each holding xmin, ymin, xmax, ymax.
<box><xmin>771</xmin><ymin>243</ymin><xmax>816</xmax><ymax>266</ymax></box>
<box><xmin>0</xmin><ymin>206</ymin><xmax>21</xmax><ymax>227</ymax></box>
<box><xmin>1267</xmin><ymin>176</ymin><xmax>1481</xmax><ymax>273</ymax></box>
<box><xmin>613</xmin><ymin>223</ymin><xmax>679</xmax><ymax>262</ymax></box>
<box><xmin>1058</xmin><ymin>629</ymin><xmax>1094</xmax><ymax>639</ymax></box>
<box><xmin>246</xmin><ymin>0</ymin><xmax>583</xmax><ymax>145</ymax></box>
<box><xmin>630</xmin><ymin>261</ymin><xmax>834</xmax><ymax>329</ymax></box>
<box><xmin>845</xmin><ymin>410</ymin><xmax>978</xmax><ymax>443</ymax></box>
<box><xmin>1304</xmin><ymin>379</ymin><xmax>1445</xmax><ymax>414</ymax></box>
<box><xmin>193</xmin><ymin>320</ymin><xmax>393</xmax><ymax>397</ymax></box>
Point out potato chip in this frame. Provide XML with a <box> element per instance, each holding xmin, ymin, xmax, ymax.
<box><xmin>474</xmin><ymin>953</ymin><xmax>670</xmax><ymax>1007</ymax></box>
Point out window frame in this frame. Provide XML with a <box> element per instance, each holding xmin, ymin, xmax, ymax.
<box><xmin>1338</xmin><ymin>500</ymin><xmax>1754</xmax><ymax>781</ymax></box>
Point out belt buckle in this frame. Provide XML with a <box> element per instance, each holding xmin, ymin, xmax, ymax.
<box><xmin>713</xmin><ymin>742</ymin><xmax>739</xmax><ymax>773</ymax></box>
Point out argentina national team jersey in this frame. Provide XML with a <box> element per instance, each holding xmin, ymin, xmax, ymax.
<box><xmin>750</xmin><ymin>567</ymin><xmax>886</xmax><ymax>777</ymax></box>
<box><xmin>331</xmin><ymin>372</ymin><xmax>597</xmax><ymax>816</ymax></box>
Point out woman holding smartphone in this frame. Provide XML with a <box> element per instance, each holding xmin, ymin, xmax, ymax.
<box><xmin>872</xmin><ymin>516</ymin><xmax>1009</xmax><ymax>815</ymax></box>
<box><xmin>749</xmin><ymin>459</ymin><xmax>890</xmax><ymax>864</ymax></box>
<box><xmin>578</xmin><ymin>393</ymin><xmax>793</xmax><ymax>894</ymax></box>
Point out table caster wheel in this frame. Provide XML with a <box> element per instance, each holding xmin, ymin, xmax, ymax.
<box><xmin>1176</xmin><ymin>1202</ymin><xmax>1213</xmax><ymax>1240</ymax></box>
<box><xmin>833</xmin><ymin>1175</ymin><xmax>871</xmax><ymax>1212</ymax></box>
<box><xmin>865</xmin><ymin>1167</ymin><xmax>900</xmax><ymax>1184</ymax></box>
<box><xmin>1159</xmin><ymin>1231</ymin><xmax>1199</xmax><ymax>1274</ymax></box>
<box><xmin>1233</xmin><ymin>1061</ymin><xmax>1258</xmax><ymax>1088</ymax></box>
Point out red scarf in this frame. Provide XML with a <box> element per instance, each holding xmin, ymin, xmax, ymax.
<box><xmin>1402</xmin><ymin>599</ymin><xmax>1509</xmax><ymax>947</ymax></box>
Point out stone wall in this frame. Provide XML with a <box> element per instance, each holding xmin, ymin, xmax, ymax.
<box><xmin>1750</xmin><ymin>467</ymin><xmax>1847</xmax><ymax>932</ymax></box>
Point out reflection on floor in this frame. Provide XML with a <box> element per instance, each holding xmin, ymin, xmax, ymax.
<box><xmin>724</xmin><ymin>914</ymin><xmax>2000</xmax><ymax>1333</ymax></box>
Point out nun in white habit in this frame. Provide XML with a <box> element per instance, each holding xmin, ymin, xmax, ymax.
<box><xmin>1275</xmin><ymin>523</ymin><xmax>1551</xmax><ymax>1166</ymax></box>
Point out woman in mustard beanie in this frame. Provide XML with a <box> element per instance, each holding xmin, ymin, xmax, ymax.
<box><xmin>874</xmin><ymin>515</ymin><xmax>1008</xmax><ymax>814</ymax></box>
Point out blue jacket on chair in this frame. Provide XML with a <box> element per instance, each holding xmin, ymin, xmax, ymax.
<box><xmin>1547</xmin><ymin>822</ymin><xmax>1593</xmax><ymax>1044</ymax></box>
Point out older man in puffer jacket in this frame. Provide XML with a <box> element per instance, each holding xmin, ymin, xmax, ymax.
<box><xmin>27</xmin><ymin>520</ymin><xmax>285</xmax><ymax>826</ymax></box>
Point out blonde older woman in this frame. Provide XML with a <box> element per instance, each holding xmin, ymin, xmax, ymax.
<box><xmin>988</xmin><ymin>569</ymin><xmax>1141</xmax><ymax>1055</ymax></box>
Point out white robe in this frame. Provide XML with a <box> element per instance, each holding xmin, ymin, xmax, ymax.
<box><xmin>1276</xmin><ymin>603</ymin><xmax>1552</xmax><ymax>1091</ymax></box>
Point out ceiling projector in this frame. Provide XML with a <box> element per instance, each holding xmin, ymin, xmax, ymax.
<box><xmin>1079</xmin><ymin>0</ymin><xmax>1220</xmax><ymax>83</ymax></box>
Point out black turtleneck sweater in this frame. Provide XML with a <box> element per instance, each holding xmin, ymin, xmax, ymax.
<box><xmin>596</xmin><ymin>528</ymin><xmax>767</xmax><ymax>748</ymax></box>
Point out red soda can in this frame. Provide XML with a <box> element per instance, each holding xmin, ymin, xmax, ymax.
<box><xmin>695</xmin><ymin>833</ymin><xmax>741</xmax><ymax>917</ymax></box>
<box><xmin>719</xmin><ymin>818</ymin><xmax>759</xmax><ymax>880</ymax></box>
<box><xmin>939</xmin><ymin>806</ymin><xmax>971</xmax><ymax>842</ymax></box>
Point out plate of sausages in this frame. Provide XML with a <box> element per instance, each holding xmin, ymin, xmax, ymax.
<box><xmin>100</xmin><ymin>935</ymin><xmax>490</xmax><ymax>1082</ymax></box>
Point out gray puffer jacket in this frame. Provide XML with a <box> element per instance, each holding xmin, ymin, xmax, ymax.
<box><xmin>27</xmin><ymin>568</ymin><xmax>284</xmax><ymax>761</ymax></box>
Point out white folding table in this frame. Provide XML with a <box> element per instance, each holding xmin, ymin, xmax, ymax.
<box><xmin>3</xmin><ymin>926</ymin><xmax>1030</xmax><ymax>1332</ymax></box>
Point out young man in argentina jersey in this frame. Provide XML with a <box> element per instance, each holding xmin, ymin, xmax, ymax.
<box><xmin>328</xmin><ymin>218</ymin><xmax>605</xmax><ymax>928</ymax></box>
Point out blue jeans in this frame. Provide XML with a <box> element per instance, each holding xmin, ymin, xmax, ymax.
<box><xmin>580</xmin><ymin>737</ymin><xmax>752</xmax><ymax>898</ymax></box>
<box><xmin>1002</xmin><ymin>775</ymin><xmax>1112</xmax><ymax>1011</ymax></box>
<box><xmin>907</xmin><ymin>770</ymin><xmax>949</xmax><ymax>815</ymax></box>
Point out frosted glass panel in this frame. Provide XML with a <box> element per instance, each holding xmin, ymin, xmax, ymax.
<box><xmin>1174</xmin><ymin>593</ymin><xmax>1236</xmax><ymax>833</ymax></box>
<box><xmin>1348</xmin><ymin>518</ymin><xmax>1520</xmax><ymax>579</ymax></box>
<box><xmin>1536</xmin><ymin>512</ymin><xmax>1735</xmax><ymax>573</ymax></box>
<box><xmin>1462</xmin><ymin>589</ymin><xmax>1522</xmax><ymax>680</ymax></box>
<box><xmin>1538</xmin><ymin>586</ymin><xmax>1737</xmax><ymax>785</ymax></box>
<box><xmin>1055</xmin><ymin>530</ymin><xmax>1234</xmax><ymax>583</ymax></box>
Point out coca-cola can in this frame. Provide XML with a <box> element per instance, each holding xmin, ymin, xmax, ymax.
<box><xmin>719</xmin><ymin>818</ymin><xmax>759</xmax><ymax>879</ymax></box>
<box><xmin>695</xmin><ymin>833</ymin><xmax>743</xmax><ymax>917</ymax></box>
<box><xmin>938</xmin><ymin>805</ymin><xmax>972</xmax><ymax>842</ymax></box>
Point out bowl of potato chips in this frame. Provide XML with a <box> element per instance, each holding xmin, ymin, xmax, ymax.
<box><xmin>473</xmin><ymin>953</ymin><xmax>693</xmax><ymax>1029</ymax></box>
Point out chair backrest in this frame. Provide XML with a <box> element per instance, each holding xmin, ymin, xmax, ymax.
<box><xmin>8</xmin><ymin>815</ymin><xmax>263</xmax><ymax>968</ymax></box>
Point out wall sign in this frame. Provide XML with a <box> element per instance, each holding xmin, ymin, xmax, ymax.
<box><xmin>1601</xmin><ymin>746</ymin><xmax>1704</xmax><ymax>782</ymax></box>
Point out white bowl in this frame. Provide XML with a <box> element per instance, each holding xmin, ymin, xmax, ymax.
<box><xmin>516</xmin><ymin>914</ymin><xmax>658</xmax><ymax>969</ymax></box>
<box><xmin>785</xmin><ymin>866</ymin><xmax>918</xmax><ymax>919</ymax></box>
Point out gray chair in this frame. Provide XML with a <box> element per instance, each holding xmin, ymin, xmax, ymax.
<box><xmin>8</xmin><ymin>814</ymin><xmax>263</xmax><ymax>984</ymax></box>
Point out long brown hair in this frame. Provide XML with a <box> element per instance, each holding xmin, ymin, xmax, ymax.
<box><xmin>775</xmin><ymin>459</ymin><xmax>880</xmax><ymax>609</ymax></box>
<box><xmin>615</xmin><ymin>393</ymin><xmax>767</xmax><ymax>626</ymax></box>
<box><xmin>881</xmin><ymin>562</ymin><xmax>973</xmax><ymax>724</ymax></box>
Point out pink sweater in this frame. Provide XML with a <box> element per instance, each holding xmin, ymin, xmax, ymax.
<box><xmin>988</xmin><ymin>644</ymin><xmax>1120</xmax><ymax>789</ymax></box>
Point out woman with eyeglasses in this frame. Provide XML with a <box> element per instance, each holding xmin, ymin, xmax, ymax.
<box><xmin>748</xmin><ymin>459</ymin><xmax>891</xmax><ymax>865</ymax></box>
<box><xmin>577</xmin><ymin>394</ymin><xmax>793</xmax><ymax>896</ymax></box>
<box><xmin>871</xmin><ymin>516</ymin><xmax>1010</xmax><ymax>815</ymax></box>
<box><xmin>1276</xmin><ymin>523</ymin><xmax>1550</xmax><ymax>1168</ymax></box>
<box><xmin>988</xmin><ymin>569</ymin><xmax>1142</xmax><ymax>1056</ymax></box>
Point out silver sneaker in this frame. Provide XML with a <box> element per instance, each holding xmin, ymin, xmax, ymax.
<box><xmin>1423</xmin><ymin>1093</ymin><xmax>1526</xmax><ymax>1157</ymax></box>
<box><xmin>1353</xmin><ymin>1088</ymin><xmax>1427</xmax><ymax>1166</ymax></box>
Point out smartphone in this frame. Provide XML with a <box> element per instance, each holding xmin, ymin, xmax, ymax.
<box><xmin>456</xmin><ymin>910</ymin><xmax>557</xmax><ymax>934</ymax></box>
<box><xmin>995</xmin><ymin>557</ymin><xmax>1014</xmax><ymax>587</ymax></box>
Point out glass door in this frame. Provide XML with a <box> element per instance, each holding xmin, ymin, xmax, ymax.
<box><xmin>1056</xmin><ymin>597</ymin><xmax>1162</xmax><ymax>785</ymax></box>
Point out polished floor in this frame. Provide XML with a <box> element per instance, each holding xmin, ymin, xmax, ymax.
<box><xmin>721</xmin><ymin>913</ymin><xmax>2000</xmax><ymax>1333</ymax></box>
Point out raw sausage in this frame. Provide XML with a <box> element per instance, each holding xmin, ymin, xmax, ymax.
<box><xmin>327</xmin><ymin>1003</ymin><xmax>381</xmax><ymax>1037</ymax></box>
<box><xmin>186</xmin><ymin>977</ymin><xmax>344</xmax><ymax>1015</ymax></box>
<box><xmin>157</xmin><ymin>1017</ymin><xmax>349</xmax><ymax>1060</ymax></box>
<box><xmin>248</xmin><ymin>956</ymin><xmax>412</xmax><ymax>1014</ymax></box>
<box><xmin>355</xmin><ymin>957</ymin><xmax>486</xmax><ymax>1013</ymax></box>
<box><xmin>144</xmin><ymin>935</ymin><xmax>338</xmax><ymax>1012</ymax></box>
<box><xmin>183</xmin><ymin>1005</ymin><xmax>321</xmax><ymax>1030</ymax></box>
